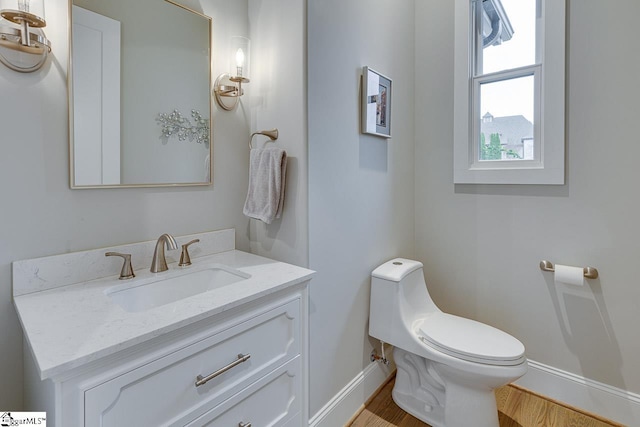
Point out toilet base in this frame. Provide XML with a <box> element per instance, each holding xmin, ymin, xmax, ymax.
<box><xmin>392</xmin><ymin>348</ymin><xmax>504</xmax><ymax>427</ymax></box>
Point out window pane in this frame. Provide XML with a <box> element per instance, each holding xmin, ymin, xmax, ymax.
<box><xmin>477</xmin><ymin>0</ymin><xmax>536</xmax><ymax>75</ymax></box>
<box><xmin>479</xmin><ymin>75</ymin><xmax>534</xmax><ymax>161</ymax></box>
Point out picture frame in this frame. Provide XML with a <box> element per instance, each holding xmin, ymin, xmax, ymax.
<box><xmin>361</xmin><ymin>66</ymin><xmax>392</xmax><ymax>138</ymax></box>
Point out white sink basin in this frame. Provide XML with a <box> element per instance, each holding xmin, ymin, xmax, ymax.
<box><xmin>105</xmin><ymin>265</ymin><xmax>251</xmax><ymax>312</ymax></box>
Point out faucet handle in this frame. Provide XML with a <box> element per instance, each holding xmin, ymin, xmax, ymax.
<box><xmin>105</xmin><ymin>252</ymin><xmax>135</xmax><ymax>280</ymax></box>
<box><xmin>179</xmin><ymin>239</ymin><xmax>200</xmax><ymax>267</ymax></box>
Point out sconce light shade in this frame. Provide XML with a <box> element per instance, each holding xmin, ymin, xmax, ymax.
<box><xmin>0</xmin><ymin>0</ymin><xmax>51</xmax><ymax>72</ymax></box>
<box><xmin>213</xmin><ymin>36</ymin><xmax>251</xmax><ymax>111</ymax></box>
<box><xmin>230</xmin><ymin>36</ymin><xmax>250</xmax><ymax>79</ymax></box>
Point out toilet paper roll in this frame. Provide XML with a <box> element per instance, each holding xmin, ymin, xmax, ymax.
<box><xmin>554</xmin><ymin>264</ymin><xmax>585</xmax><ymax>286</ymax></box>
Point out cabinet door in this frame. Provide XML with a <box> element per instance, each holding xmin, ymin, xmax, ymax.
<box><xmin>84</xmin><ymin>299</ymin><xmax>300</xmax><ymax>427</ymax></box>
<box><xmin>186</xmin><ymin>357</ymin><xmax>302</xmax><ymax>427</ymax></box>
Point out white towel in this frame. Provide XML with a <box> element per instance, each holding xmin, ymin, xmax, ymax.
<box><xmin>243</xmin><ymin>147</ymin><xmax>287</xmax><ymax>224</ymax></box>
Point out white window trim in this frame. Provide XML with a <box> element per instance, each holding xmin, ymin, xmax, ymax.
<box><xmin>472</xmin><ymin>65</ymin><xmax>541</xmax><ymax>169</ymax></box>
<box><xmin>453</xmin><ymin>0</ymin><xmax>566</xmax><ymax>185</ymax></box>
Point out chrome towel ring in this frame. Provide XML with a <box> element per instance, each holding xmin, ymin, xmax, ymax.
<box><xmin>249</xmin><ymin>128</ymin><xmax>279</xmax><ymax>149</ymax></box>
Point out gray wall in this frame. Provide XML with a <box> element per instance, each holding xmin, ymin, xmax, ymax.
<box><xmin>308</xmin><ymin>0</ymin><xmax>416</xmax><ymax>415</ymax></box>
<box><xmin>246</xmin><ymin>0</ymin><xmax>308</xmax><ymax>268</ymax></box>
<box><xmin>415</xmin><ymin>0</ymin><xmax>640</xmax><ymax>395</ymax></box>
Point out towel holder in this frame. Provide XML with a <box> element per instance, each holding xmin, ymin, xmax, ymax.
<box><xmin>539</xmin><ymin>260</ymin><xmax>599</xmax><ymax>279</ymax></box>
<box><xmin>249</xmin><ymin>128</ymin><xmax>279</xmax><ymax>149</ymax></box>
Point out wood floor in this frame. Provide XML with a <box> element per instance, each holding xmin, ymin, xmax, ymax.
<box><xmin>348</xmin><ymin>377</ymin><xmax>624</xmax><ymax>427</ymax></box>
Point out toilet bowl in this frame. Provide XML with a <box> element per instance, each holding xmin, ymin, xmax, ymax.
<box><xmin>369</xmin><ymin>258</ymin><xmax>527</xmax><ymax>427</ymax></box>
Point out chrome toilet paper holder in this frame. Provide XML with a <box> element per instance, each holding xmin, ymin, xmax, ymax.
<box><xmin>539</xmin><ymin>260</ymin><xmax>599</xmax><ymax>279</ymax></box>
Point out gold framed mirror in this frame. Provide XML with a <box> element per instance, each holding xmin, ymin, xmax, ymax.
<box><xmin>68</xmin><ymin>0</ymin><xmax>212</xmax><ymax>188</ymax></box>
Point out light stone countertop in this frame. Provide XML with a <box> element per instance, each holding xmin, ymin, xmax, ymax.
<box><xmin>14</xmin><ymin>249</ymin><xmax>314</xmax><ymax>381</ymax></box>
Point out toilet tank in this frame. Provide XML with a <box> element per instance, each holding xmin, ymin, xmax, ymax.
<box><xmin>369</xmin><ymin>258</ymin><xmax>429</xmax><ymax>344</ymax></box>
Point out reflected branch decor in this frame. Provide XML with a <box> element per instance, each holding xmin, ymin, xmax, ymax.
<box><xmin>156</xmin><ymin>109</ymin><xmax>210</xmax><ymax>146</ymax></box>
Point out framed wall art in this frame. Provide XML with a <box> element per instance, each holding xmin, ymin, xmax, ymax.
<box><xmin>361</xmin><ymin>66</ymin><xmax>392</xmax><ymax>138</ymax></box>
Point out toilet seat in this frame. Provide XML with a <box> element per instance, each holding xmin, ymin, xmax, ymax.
<box><xmin>417</xmin><ymin>312</ymin><xmax>526</xmax><ymax>366</ymax></box>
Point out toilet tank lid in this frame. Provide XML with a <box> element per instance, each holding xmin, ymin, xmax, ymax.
<box><xmin>372</xmin><ymin>258</ymin><xmax>423</xmax><ymax>282</ymax></box>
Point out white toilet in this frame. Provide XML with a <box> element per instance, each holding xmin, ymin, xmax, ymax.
<box><xmin>369</xmin><ymin>258</ymin><xmax>527</xmax><ymax>427</ymax></box>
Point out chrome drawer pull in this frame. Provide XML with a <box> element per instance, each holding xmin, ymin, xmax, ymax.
<box><xmin>239</xmin><ymin>423</ymin><xmax>252</xmax><ymax>427</ymax></box>
<box><xmin>195</xmin><ymin>353</ymin><xmax>251</xmax><ymax>387</ymax></box>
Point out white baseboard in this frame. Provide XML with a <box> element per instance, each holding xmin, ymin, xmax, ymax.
<box><xmin>516</xmin><ymin>359</ymin><xmax>640</xmax><ymax>426</ymax></box>
<box><xmin>309</xmin><ymin>361</ymin><xmax>392</xmax><ymax>427</ymax></box>
<box><xmin>309</xmin><ymin>358</ymin><xmax>640</xmax><ymax>427</ymax></box>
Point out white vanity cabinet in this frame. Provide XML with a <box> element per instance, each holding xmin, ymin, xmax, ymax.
<box><xmin>82</xmin><ymin>296</ymin><xmax>302</xmax><ymax>426</ymax></box>
<box><xmin>25</xmin><ymin>286</ymin><xmax>309</xmax><ymax>427</ymax></box>
<box><xmin>16</xmin><ymin>233</ymin><xmax>313</xmax><ymax>427</ymax></box>
<box><xmin>186</xmin><ymin>357</ymin><xmax>302</xmax><ymax>427</ymax></box>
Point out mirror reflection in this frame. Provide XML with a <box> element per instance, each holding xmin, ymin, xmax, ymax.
<box><xmin>69</xmin><ymin>0</ymin><xmax>212</xmax><ymax>188</ymax></box>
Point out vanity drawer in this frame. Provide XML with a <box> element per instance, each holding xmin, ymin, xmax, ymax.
<box><xmin>84</xmin><ymin>299</ymin><xmax>300</xmax><ymax>427</ymax></box>
<box><xmin>185</xmin><ymin>356</ymin><xmax>302</xmax><ymax>427</ymax></box>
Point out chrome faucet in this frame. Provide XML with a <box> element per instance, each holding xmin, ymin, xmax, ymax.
<box><xmin>150</xmin><ymin>233</ymin><xmax>178</xmax><ymax>273</ymax></box>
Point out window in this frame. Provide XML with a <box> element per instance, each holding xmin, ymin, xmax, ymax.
<box><xmin>453</xmin><ymin>0</ymin><xmax>565</xmax><ymax>184</ymax></box>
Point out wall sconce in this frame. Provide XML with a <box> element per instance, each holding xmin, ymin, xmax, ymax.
<box><xmin>0</xmin><ymin>0</ymin><xmax>51</xmax><ymax>72</ymax></box>
<box><xmin>213</xmin><ymin>36</ymin><xmax>250</xmax><ymax>111</ymax></box>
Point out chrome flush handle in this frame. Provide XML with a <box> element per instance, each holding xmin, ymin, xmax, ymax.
<box><xmin>179</xmin><ymin>239</ymin><xmax>200</xmax><ymax>267</ymax></box>
<box><xmin>105</xmin><ymin>252</ymin><xmax>135</xmax><ymax>280</ymax></box>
